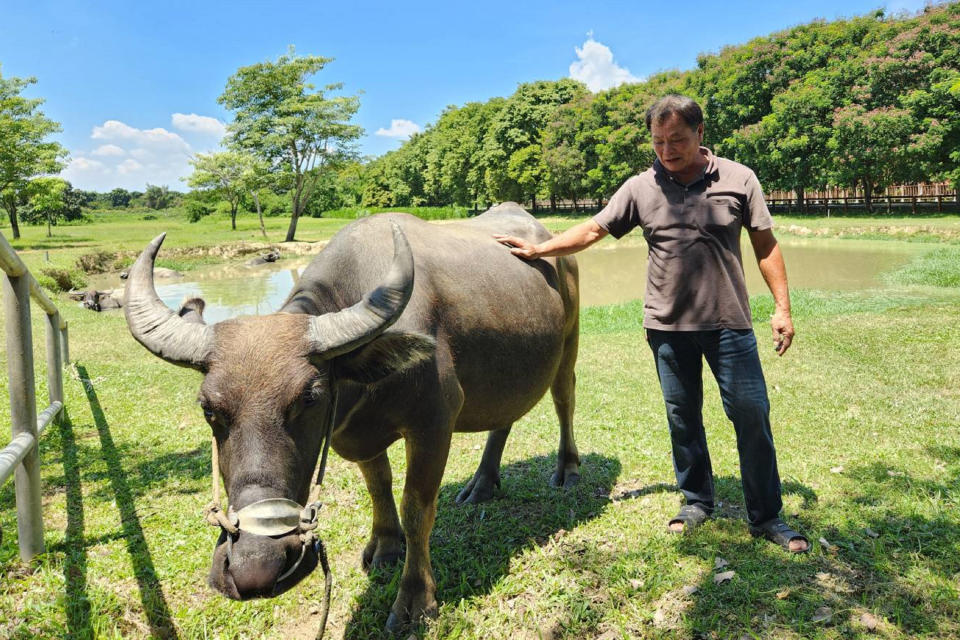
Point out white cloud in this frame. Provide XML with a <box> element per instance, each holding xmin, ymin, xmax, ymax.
<box><xmin>172</xmin><ymin>112</ymin><xmax>227</xmax><ymax>139</ymax></box>
<box><xmin>62</xmin><ymin>116</ymin><xmax>225</xmax><ymax>191</ymax></box>
<box><xmin>376</xmin><ymin>119</ymin><xmax>421</xmax><ymax>140</ymax></box>
<box><xmin>92</xmin><ymin>119</ymin><xmax>191</xmax><ymax>153</ymax></box>
<box><xmin>91</xmin><ymin>144</ymin><xmax>126</xmax><ymax>157</ymax></box>
<box><xmin>116</xmin><ymin>158</ymin><xmax>144</xmax><ymax>174</ymax></box>
<box><xmin>569</xmin><ymin>34</ymin><xmax>641</xmax><ymax>93</ymax></box>
<box><xmin>66</xmin><ymin>157</ymin><xmax>105</xmax><ymax>172</ymax></box>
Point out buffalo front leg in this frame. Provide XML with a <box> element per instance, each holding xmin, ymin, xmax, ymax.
<box><xmin>550</xmin><ymin>329</ymin><xmax>581</xmax><ymax>488</ymax></box>
<box><xmin>358</xmin><ymin>452</ymin><xmax>404</xmax><ymax>571</ymax></box>
<box><xmin>385</xmin><ymin>431</ymin><xmax>452</xmax><ymax>632</ymax></box>
<box><xmin>456</xmin><ymin>425</ymin><xmax>511</xmax><ymax>504</ymax></box>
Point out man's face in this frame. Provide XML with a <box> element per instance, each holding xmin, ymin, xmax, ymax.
<box><xmin>650</xmin><ymin>113</ymin><xmax>704</xmax><ymax>178</ymax></box>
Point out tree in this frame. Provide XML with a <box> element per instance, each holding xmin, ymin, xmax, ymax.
<box><xmin>482</xmin><ymin>79</ymin><xmax>588</xmax><ymax>206</ymax></box>
<box><xmin>829</xmin><ymin>105</ymin><xmax>917</xmax><ymax>210</ymax></box>
<box><xmin>23</xmin><ymin>177</ymin><xmax>81</xmax><ymax>236</ymax></box>
<box><xmin>0</xmin><ymin>68</ymin><xmax>67</xmax><ymax>238</ymax></box>
<box><xmin>726</xmin><ymin>73</ymin><xmax>836</xmax><ymax>210</ymax></box>
<box><xmin>144</xmin><ymin>184</ymin><xmax>173</xmax><ymax>210</ymax></box>
<box><xmin>219</xmin><ymin>49</ymin><xmax>362</xmax><ymax>241</ymax></box>
<box><xmin>109</xmin><ymin>187</ymin><xmax>132</xmax><ymax>207</ymax></box>
<box><xmin>239</xmin><ymin>155</ymin><xmax>273</xmax><ymax>237</ymax></box>
<box><xmin>187</xmin><ymin>151</ymin><xmax>255</xmax><ymax>230</ymax></box>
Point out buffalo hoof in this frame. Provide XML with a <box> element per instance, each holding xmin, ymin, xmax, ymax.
<box><xmin>385</xmin><ymin>588</ymin><xmax>437</xmax><ymax>634</ymax></box>
<box><xmin>550</xmin><ymin>469</ymin><xmax>581</xmax><ymax>489</ymax></box>
<box><xmin>455</xmin><ymin>472</ymin><xmax>500</xmax><ymax>504</ymax></box>
<box><xmin>361</xmin><ymin>534</ymin><xmax>404</xmax><ymax>573</ymax></box>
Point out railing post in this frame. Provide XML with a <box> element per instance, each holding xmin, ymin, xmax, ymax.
<box><xmin>59</xmin><ymin>321</ymin><xmax>70</xmax><ymax>366</ymax></box>
<box><xmin>45</xmin><ymin>312</ymin><xmax>64</xmax><ymax>425</ymax></box>
<box><xmin>3</xmin><ymin>272</ymin><xmax>45</xmax><ymax>560</ymax></box>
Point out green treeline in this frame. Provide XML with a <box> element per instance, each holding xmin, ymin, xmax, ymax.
<box><xmin>357</xmin><ymin>4</ymin><xmax>960</xmax><ymax>211</ymax></box>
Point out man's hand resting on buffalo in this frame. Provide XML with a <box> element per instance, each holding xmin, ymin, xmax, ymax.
<box><xmin>494</xmin><ymin>219</ymin><xmax>608</xmax><ymax>260</ymax></box>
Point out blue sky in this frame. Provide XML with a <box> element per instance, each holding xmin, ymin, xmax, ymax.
<box><xmin>0</xmin><ymin>0</ymin><xmax>931</xmax><ymax>191</ymax></box>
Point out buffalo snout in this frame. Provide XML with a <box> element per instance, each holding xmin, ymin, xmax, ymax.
<box><xmin>209</xmin><ymin>529</ymin><xmax>316</xmax><ymax>600</ymax></box>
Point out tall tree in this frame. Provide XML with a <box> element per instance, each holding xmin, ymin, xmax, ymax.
<box><xmin>828</xmin><ymin>105</ymin><xmax>917</xmax><ymax>210</ymax></box>
<box><xmin>482</xmin><ymin>79</ymin><xmax>587</xmax><ymax>206</ymax></box>
<box><xmin>187</xmin><ymin>151</ymin><xmax>254</xmax><ymax>230</ymax></box>
<box><xmin>219</xmin><ymin>49</ymin><xmax>362</xmax><ymax>241</ymax></box>
<box><xmin>0</xmin><ymin>68</ymin><xmax>67</xmax><ymax>239</ymax></box>
<box><xmin>726</xmin><ymin>72</ymin><xmax>836</xmax><ymax>210</ymax></box>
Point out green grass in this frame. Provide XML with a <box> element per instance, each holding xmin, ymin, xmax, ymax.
<box><xmin>0</xmin><ymin>214</ymin><xmax>959</xmax><ymax>638</ymax></box>
<box><xmin>881</xmin><ymin>247</ymin><xmax>960</xmax><ymax>288</ymax></box>
<box><xmin>772</xmin><ymin>214</ymin><xmax>960</xmax><ymax>244</ymax></box>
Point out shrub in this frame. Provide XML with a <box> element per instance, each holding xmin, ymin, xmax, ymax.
<box><xmin>39</xmin><ymin>267</ymin><xmax>87</xmax><ymax>292</ymax></box>
<box><xmin>76</xmin><ymin>250</ymin><xmax>123</xmax><ymax>274</ymax></box>
<box><xmin>185</xmin><ymin>198</ymin><xmax>215</xmax><ymax>222</ymax></box>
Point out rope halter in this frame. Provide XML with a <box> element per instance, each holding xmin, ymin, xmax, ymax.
<box><xmin>203</xmin><ymin>398</ymin><xmax>335</xmax><ymax>640</ymax></box>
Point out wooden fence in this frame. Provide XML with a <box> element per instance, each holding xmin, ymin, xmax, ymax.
<box><xmin>0</xmin><ymin>231</ymin><xmax>69</xmax><ymax>561</ymax></box>
<box><xmin>767</xmin><ymin>193</ymin><xmax>959</xmax><ymax>214</ymax></box>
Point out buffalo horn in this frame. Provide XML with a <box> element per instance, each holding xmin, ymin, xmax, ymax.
<box><xmin>308</xmin><ymin>223</ymin><xmax>414</xmax><ymax>359</ymax></box>
<box><xmin>124</xmin><ymin>233</ymin><xmax>214</xmax><ymax>369</ymax></box>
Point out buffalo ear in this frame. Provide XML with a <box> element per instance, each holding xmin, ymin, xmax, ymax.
<box><xmin>178</xmin><ymin>297</ymin><xmax>207</xmax><ymax>325</ymax></box>
<box><xmin>332</xmin><ymin>331</ymin><xmax>436</xmax><ymax>384</ymax></box>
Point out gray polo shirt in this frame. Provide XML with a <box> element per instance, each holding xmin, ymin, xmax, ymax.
<box><xmin>593</xmin><ymin>148</ymin><xmax>773</xmax><ymax>331</ymax></box>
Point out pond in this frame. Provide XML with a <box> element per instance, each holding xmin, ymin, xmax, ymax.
<box><xmin>91</xmin><ymin>236</ymin><xmax>926</xmax><ymax>324</ymax></box>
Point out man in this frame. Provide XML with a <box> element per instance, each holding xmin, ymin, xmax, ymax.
<box><xmin>494</xmin><ymin>94</ymin><xmax>808</xmax><ymax>553</ymax></box>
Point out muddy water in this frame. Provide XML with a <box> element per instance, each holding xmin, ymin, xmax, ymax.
<box><xmin>576</xmin><ymin>236</ymin><xmax>925</xmax><ymax>307</ymax></box>
<box><xmin>91</xmin><ymin>237</ymin><xmax>924</xmax><ymax>322</ymax></box>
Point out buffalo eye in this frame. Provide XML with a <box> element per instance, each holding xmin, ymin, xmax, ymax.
<box><xmin>198</xmin><ymin>400</ymin><xmax>216</xmax><ymax>423</ymax></box>
<box><xmin>303</xmin><ymin>383</ymin><xmax>324</xmax><ymax>408</ymax></box>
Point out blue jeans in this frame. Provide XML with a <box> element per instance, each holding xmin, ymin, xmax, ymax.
<box><xmin>647</xmin><ymin>328</ymin><xmax>782</xmax><ymax>525</ymax></box>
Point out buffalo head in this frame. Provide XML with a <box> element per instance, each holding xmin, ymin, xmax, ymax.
<box><xmin>123</xmin><ymin>226</ymin><xmax>433</xmax><ymax>599</ymax></box>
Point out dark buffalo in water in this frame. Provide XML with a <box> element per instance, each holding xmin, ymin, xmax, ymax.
<box><xmin>123</xmin><ymin>203</ymin><xmax>581</xmax><ymax>630</ymax></box>
<box><xmin>81</xmin><ymin>289</ymin><xmax>123</xmax><ymax>311</ymax></box>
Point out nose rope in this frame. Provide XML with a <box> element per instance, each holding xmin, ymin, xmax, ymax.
<box><xmin>203</xmin><ymin>393</ymin><xmax>336</xmax><ymax>640</ymax></box>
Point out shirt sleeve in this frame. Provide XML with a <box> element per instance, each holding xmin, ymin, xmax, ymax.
<box><xmin>593</xmin><ymin>177</ymin><xmax>641</xmax><ymax>239</ymax></box>
<box><xmin>744</xmin><ymin>170</ymin><xmax>774</xmax><ymax>231</ymax></box>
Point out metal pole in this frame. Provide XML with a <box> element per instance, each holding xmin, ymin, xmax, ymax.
<box><xmin>60</xmin><ymin>322</ymin><xmax>70</xmax><ymax>365</ymax></box>
<box><xmin>45</xmin><ymin>312</ymin><xmax>64</xmax><ymax>425</ymax></box>
<box><xmin>3</xmin><ymin>272</ymin><xmax>45</xmax><ymax>560</ymax></box>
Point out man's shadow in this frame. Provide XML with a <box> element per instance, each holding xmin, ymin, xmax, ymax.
<box><xmin>342</xmin><ymin>452</ymin><xmax>621</xmax><ymax>637</ymax></box>
<box><xmin>638</xmin><ymin>463</ymin><xmax>959</xmax><ymax>638</ymax></box>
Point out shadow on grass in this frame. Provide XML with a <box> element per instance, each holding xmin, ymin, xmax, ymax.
<box><xmin>56</xmin><ymin>408</ymin><xmax>95</xmax><ymax>640</ymax></box>
<box><xmin>664</xmin><ymin>464</ymin><xmax>960</xmax><ymax>638</ymax></box>
<box><xmin>80</xmin><ymin>446</ymin><xmax>209</xmax><ymax>503</ymax></box>
<box><xmin>75</xmin><ymin>364</ymin><xmax>179</xmax><ymax>639</ymax></box>
<box><xmin>342</xmin><ymin>452</ymin><xmax>620</xmax><ymax>637</ymax></box>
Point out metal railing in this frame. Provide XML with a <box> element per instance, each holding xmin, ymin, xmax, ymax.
<box><xmin>0</xmin><ymin>230</ymin><xmax>69</xmax><ymax>561</ymax></box>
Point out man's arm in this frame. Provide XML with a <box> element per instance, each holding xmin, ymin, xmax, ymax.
<box><xmin>749</xmin><ymin>228</ymin><xmax>794</xmax><ymax>356</ymax></box>
<box><xmin>494</xmin><ymin>219</ymin><xmax>608</xmax><ymax>260</ymax></box>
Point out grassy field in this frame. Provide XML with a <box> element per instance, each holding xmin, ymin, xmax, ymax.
<box><xmin>0</xmin><ymin>210</ymin><xmax>959</xmax><ymax>639</ymax></box>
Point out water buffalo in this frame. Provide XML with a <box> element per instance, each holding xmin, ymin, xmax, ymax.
<box><xmin>123</xmin><ymin>203</ymin><xmax>580</xmax><ymax>630</ymax></box>
<box><xmin>81</xmin><ymin>289</ymin><xmax>123</xmax><ymax>311</ymax></box>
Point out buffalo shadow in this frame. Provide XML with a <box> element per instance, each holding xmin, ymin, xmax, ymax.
<box><xmin>341</xmin><ymin>452</ymin><xmax>621</xmax><ymax>637</ymax></box>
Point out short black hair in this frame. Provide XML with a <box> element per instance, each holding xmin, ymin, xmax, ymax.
<box><xmin>645</xmin><ymin>95</ymin><xmax>703</xmax><ymax>131</ymax></box>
